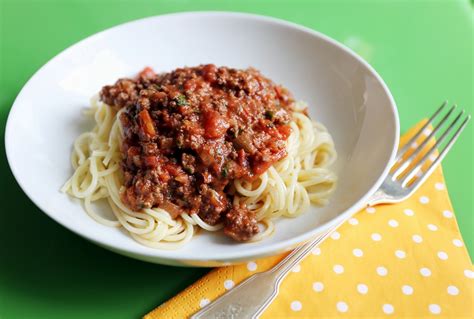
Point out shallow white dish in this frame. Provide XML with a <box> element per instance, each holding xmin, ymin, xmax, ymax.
<box><xmin>5</xmin><ymin>12</ymin><xmax>399</xmax><ymax>267</ymax></box>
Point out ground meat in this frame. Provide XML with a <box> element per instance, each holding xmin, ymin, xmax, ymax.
<box><xmin>99</xmin><ymin>64</ymin><xmax>293</xmax><ymax>241</ymax></box>
<box><xmin>101</xmin><ymin>79</ymin><xmax>139</xmax><ymax>109</ymax></box>
<box><xmin>224</xmin><ymin>205</ymin><xmax>259</xmax><ymax>241</ymax></box>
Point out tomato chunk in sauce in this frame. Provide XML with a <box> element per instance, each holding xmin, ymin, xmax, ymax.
<box><xmin>100</xmin><ymin>64</ymin><xmax>294</xmax><ymax>241</ymax></box>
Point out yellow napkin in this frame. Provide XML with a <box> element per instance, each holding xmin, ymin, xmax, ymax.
<box><xmin>145</xmin><ymin>121</ymin><xmax>473</xmax><ymax>318</ymax></box>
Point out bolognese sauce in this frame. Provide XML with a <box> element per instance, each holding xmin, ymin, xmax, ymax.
<box><xmin>100</xmin><ymin>64</ymin><xmax>293</xmax><ymax>241</ymax></box>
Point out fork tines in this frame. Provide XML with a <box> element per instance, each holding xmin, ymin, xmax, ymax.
<box><xmin>392</xmin><ymin>101</ymin><xmax>471</xmax><ymax>189</ymax></box>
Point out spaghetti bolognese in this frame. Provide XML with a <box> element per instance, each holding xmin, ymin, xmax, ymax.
<box><xmin>62</xmin><ymin>65</ymin><xmax>336</xmax><ymax>249</ymax></box>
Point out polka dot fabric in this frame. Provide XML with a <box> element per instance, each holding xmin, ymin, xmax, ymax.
<box><xmin>145</xmin><ymin>121</ymin><xmax>473</xmax><ymax>319</ymax></box>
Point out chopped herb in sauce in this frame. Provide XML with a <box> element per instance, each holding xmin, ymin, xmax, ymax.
<box><xmin>176</xmin><ymin>94</ymin><xmax>188</xmax><ymax>106</ymax></box>
<box><xmin>221</xmin><ymin>165</ymin><xmax>229</xmax><ymax>178</ymax></box>
<box><xmin>183</xmin><ymin>166</ymin><xmax>194</xmax><ymax>174</ymax></box>
<box><xmin>265</xmin><ymin>110</ymin><xmax>275</xmax><ymax>120</ymax></box>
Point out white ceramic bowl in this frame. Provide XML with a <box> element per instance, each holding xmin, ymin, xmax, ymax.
<box><xmin>5</xmin><ymin>12</ymin><xmax>399</xmax><ymax>267</ymax></box>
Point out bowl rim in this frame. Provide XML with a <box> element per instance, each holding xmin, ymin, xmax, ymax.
<box><xmin>5</xmin><ymin>11</ymin><xmax>400</xmax><ymax>263</ymax></box>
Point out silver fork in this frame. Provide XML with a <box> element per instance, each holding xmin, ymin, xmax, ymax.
<box><xmin>191</xmin><ymin>102</ymin><xmax>471</xmax><ymax>319</ymax></box>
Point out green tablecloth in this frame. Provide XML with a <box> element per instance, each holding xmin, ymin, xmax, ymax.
<box><xmin>0</xmin><ymin>1</ymin><xmax>472</xmax><ymax>318</ymax></box>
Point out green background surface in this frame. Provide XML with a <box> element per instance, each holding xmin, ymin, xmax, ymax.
<box><xmin>0</xmin><ymin>1</ymin><xmax>472</xmax><ymax>318</ymax></box>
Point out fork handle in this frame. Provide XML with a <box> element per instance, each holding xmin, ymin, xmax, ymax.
<box><xmin>190</xmin><ymin>190</ymin><xmax>391</xmax><ymax>319</ymax></box>
<box><xmin>190</xmin><ymin>221</ymin><xmax>343</xmax><ymax>319</ymax></box>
